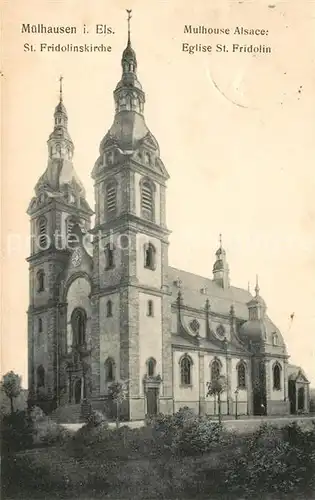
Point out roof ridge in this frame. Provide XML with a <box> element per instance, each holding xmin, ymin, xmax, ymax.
<box><xmin>168</xmin><ymin>265</ymin><xmax>251</xmax><ymax>295</ymax></box>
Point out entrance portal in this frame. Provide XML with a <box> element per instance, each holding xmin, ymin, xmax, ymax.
<box><xmin>146</xmin><ymin>388</ymin><xmax>158</xmax><ymax>416</ymax></box>
<box><xmin>74</xmin><ymin>379</ymin><xmax>82</xmax><ymax>404</ymax></box>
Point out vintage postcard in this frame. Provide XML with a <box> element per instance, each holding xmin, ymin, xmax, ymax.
<box><xmin>1</xmin><ymin>0</ymin><xmax>315</xmax><ymax>498</ymax></box>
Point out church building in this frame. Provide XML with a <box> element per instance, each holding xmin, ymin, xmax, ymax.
<box><xmin>27</xmin><ymin>14</ymin><xmax>310</xmax><ymax>421</ymax></box>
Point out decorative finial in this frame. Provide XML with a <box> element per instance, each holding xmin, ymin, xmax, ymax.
<box><xmin>126</xmin><ymin>9</ymin><xmax>132</xmax><ymax>45</ymax></box>
<box><xmin>219</xmin><ymin>233</ymin><xmax>222</xmax><ymax>248</ymax></box>
<box><xmin>248</xmin><ymin>281</ymin><xmax>251</xmax><ymax>294</ymax></box>
<box><xmin>255</xmin><ymin>274</ymin><xmax>260</xmax><ymax>296</ymax></box>
<box><xmin>59</xmin><ymin>75</ymin><xmax>63</xmax><ymax>102</ymax></box>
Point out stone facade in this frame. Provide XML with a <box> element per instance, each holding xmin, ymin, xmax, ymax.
<box><xmin>27</xmin><ymin>23</ymin><xmax>310</xmax><ymax>419</ymax></box>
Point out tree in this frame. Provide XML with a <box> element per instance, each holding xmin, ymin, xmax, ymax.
<box><xmin>108</xmin><ymin>379</ymin><xmax>129</xmax><ymax>429</ymax></box>
<box><xmin>206</xmin><ymin>375</ymin><xmax>227</xmax><ymax>424</ymax></box>
<box><xmin>1</xmin><ymin>371</ymin><xmax>22</xmax><ymax>414</ymax></box>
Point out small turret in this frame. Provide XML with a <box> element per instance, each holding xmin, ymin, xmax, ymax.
<box><xmin>247</xmin><ymin>275</ymin><xmax>267</xmax><ymax>321</ymax></box>
<box><xmin>212</xmin><ymin>234</ymin><xmax>230</xmax><ymax>289</ymax></box>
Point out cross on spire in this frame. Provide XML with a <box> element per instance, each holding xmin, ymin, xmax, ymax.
<box><xmin>59</xmin><ymin>75</ymin><xmax>63</xmax><ymax>102</ymax></box>
<box><xmin>126</xmin><ymin>9</ymin><xmax>132</xmax><ymax>45</ymax></box>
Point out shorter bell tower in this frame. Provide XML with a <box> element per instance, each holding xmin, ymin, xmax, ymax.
<box><xmin>27</xmin><ymin>78</ymin><xmax>93</xmax><ymax>409</ymax></box>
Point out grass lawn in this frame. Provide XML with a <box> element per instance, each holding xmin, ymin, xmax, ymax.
<box><xmin>2</xmin><ymin>413</ymin><xmax>315</xmax><ymax>500</ymax></box>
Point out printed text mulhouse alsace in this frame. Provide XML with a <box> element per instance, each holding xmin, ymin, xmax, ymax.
<box><xmin>182</xmin><ymin>25</ymin><xmax>272</xmax><ymax>54</ymax></box>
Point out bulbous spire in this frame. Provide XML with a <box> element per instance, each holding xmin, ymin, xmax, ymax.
<box><xmin>113</xmin><ymin>10</ymin><xmax>145</xmax><ymax>115</ymax></box>
<box><xmin>121</xmin><ymin>9</ymin><xmax>137</xmax><ymax>75</ymax></box>
<box><xmin>48</xmin><ymin>76</ymin><xmax>74</xmax><ymax>160</ymax></box>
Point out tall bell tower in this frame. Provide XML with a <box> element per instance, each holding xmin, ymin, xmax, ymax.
<box><xmin>91</xmin><ymin>10</ymin><xmax>173</xmax><ymax>419</ymax></box>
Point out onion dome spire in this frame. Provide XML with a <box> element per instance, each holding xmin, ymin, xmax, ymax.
<box><xmin>47</xmin><ymin>75</ymin><xmax>73</xmax><ymax>159</ymax></box>
<box><xmin>121</xmin><ymin>9</ymin><xmax>137</xmax><ymax>74</ymax></box>
<box><xmin>113</xmin><ymin>10</ymin><xmax>145</xmax><ymax>116</ymax></box>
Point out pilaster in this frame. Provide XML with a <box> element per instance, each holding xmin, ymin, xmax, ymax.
<box><xmin>90</xmin><ymin>295</ymin><xmax>100</xmax><ymax>396</ymax></box>
<box><xmin>198</xmin><ymin>352</ymin><xmax>205</xmax><ymax>415</ymax></box>
<box><xmin>283</xmin><ymin>359</ymin><xmax>288</xmax><ymax>401</ymax></box>
<box><xmin>226</xmin><ymin>354</ymin><xmax>232</xmax><ymax>415</ymax></box>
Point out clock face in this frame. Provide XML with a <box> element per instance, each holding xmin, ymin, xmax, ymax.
<box><xmin>71</xmin><ymin>248</ymin><xmax>82</xmax><ymax>267</ymax></box>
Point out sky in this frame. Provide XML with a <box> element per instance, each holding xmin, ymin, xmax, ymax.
<box><xmin>2</xmin><ymin>0</ymin><xmax>315</xmax><ymax>387</ymax></box>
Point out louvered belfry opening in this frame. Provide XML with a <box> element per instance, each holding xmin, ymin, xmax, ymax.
<box><xmin>106</xmin><ymin>182</ymin><xmax>117</xmax><ymax>214</ymax></box>
<box><xmin>141</xmin><ymin>181</ymin><xmax>153</xmax><ymax>220</ymax></box>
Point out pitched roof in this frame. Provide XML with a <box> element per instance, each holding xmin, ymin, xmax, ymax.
<box><xmin>288</xmin><ymin>364</ymin><xmax>309</xmax><ymax>382</ymax></box>
<box><xmin>168</xmin><ymin>266</ymin><xmax>252</xmax><ymax>319</ymax></box>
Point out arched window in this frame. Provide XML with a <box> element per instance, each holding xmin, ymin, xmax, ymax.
<box><xmin>144</xmin><ymin>243</ymin><xmax>156</xmax><ymax>270</ymax></box>
<box><xmin>237</xmin><ymin>361</ymin><xmax>246</xmax><ymax>389</ymax></box>
<box><xmin>180</xmin><ymin>355</ymin><xmax>192</xmax><ymax>386</ymax></box>
<box><xmin>147</xmin><ymin>300</ymin><xmax>154</xmax><ymax>317</ymax></box>
<box><xmin>106</xmin><ymin>300</ymin><xmax>113</xmax><ymax>317</ymax></box>
<box><xmin>68</xmin><ymin>193</ymin><xmax>76</xmax><ymax>204</ymax></box>
<box><xmin>249</xmin><ymin>308</ymin><xmax>258</xmax><ymax>321</ymax></box>
<box><xmin>71</xmin><ymin>308</ymin><xmax>87</xmax><ymax>346</ymax></box>
<box><xmin>37</xmin><ymin>270</ymin><xmax>45</xmax><ymax>292</ymax></box>
<box><xmin>38</xmin><ymin>317</ymin><xmax>43</xmax><ymax>333</ymax></box>
<box><xmin>273</xmin><ymin>363</ymin><xmax>281</xmax><ymax>390</ymax></box>
<box><xmin>141</xmin><ymin>180</ymin><xmax>154</xmax><ymax>220</ymax></box>
<box><xmin>38</xmin><ymin>217</ymin><xmax>47</xmax><ymax>249</ymax></box>
<box><xmin>105</xmin><ymin>358</ymin><xmax>115</xmax><ymax>382</ymax></box>
<box><xmin>105</xmin><ymin>243</ymin><xmax>115</xmax><ymax>270</ymax></box>
<box><xmin>37</xmin><ymin>365</ymin><xmax>45</xmax><ymax>388</ymax></box>
<box><xmin>106</xmin><ymin>151</ymin><xmax>114</xmax><ymax>166</ymax></box>
<box><xmin>66</xmin><ymin>217</ymin><xmax>78</xmax><ymax>249</ymax></box>
<box><xmin>211</xmin><ymin>359</ymin><xmax>221</xmax><ymax>382</ymax></box>
<box><xmin>144</xmin><ymin>152</ymin><xmax>151</xmax><ymax>165</ymax></box>
<box><xmin>106</xmin><ymin>182</ymin><xmax>117</xmax><ymax>214</ymax></box>
<box><xmin>272</xmin><ymin>333</ymin><xmax>279</xmax><ymax>346</ymax></box>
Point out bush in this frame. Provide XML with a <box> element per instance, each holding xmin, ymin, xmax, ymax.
<box><xmin>148</xmin><ymin>408</ymin><xmax>223</xmax><ymax>456</ymax></box>
<box><xmin>0</xmin><ymin>410</ymin><xmax>33</xmax><ymax>452</ymax></box>
<box><xmin>175</xmin><ymin>417</ymin><xmax>222</xmax><ymax>456</ymax></box>
<box><xmin>33</xmin><ymin>417</ymin><xmax>71</xmax><ymax>446</ymax></box>
<box><xmin>86</xmin><ymin>409</ymin><xmax>108</xmax><ymax>427</ymax></box>
<box><xmin>225</xmin><ymin>422</ymin><xmax>315</xmax><ymax>496</ymax></box>
<box><xmin>29</xmin><ymin>405</ymin><xmax>46</xmax><ymax>422</ymax></box>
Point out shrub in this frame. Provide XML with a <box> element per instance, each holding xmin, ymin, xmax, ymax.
<box><xmin>0</xmin><ymin>410</ymin><xmax>33</xmax><ymax>452</ymax></box>
<box><xmin>33</xmin><ymin>417</ymin><xmax>71</xmax><ymax>446</ymax></box>
<box><xmin>29</xmin><ymin>405</ymin><xmax>46</xmax><ymax>422</ymax></box>
<box><xmin>174</xmin><ymin>416</ymin><xmax>222</xmax><ymax>456</ymax></box>
<box><xmin>68</xmin><ymin>419</ymin><xmax>114</xmax><ymax>459</ymax></box>
<box><xmin>147</xmin><ymin>408</ymin><xmax>223</xmax><ymax>456</ymax></box>
<box><xmin>86</xmin><ymin>409</ymin><xmax>108</xmax><ymax>427</ymax></box>
<box><xmin>225</xmin><ymin>422</ymin><xmax>315</xmax><ymax>496</ymax></box>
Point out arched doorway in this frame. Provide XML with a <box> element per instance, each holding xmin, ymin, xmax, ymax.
<box><xmin>74</xmin><ymin>379</ymin><xmax>82</xmax><ymax>404</ymax></box>
<box><xmin>298</xmin><ymin>387</ymin><xmax>305</xmax><ymax>411</ymax></box>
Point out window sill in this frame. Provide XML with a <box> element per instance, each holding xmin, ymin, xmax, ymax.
<box><xmin>273</xmin><ymin>387</ymin><xmax>282</xmax><ymax>391</ymax></box>
<box><xmin>180</xmin><ymin>384</ymin><xmax>193</xmax><ymax>389</ymax></box>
